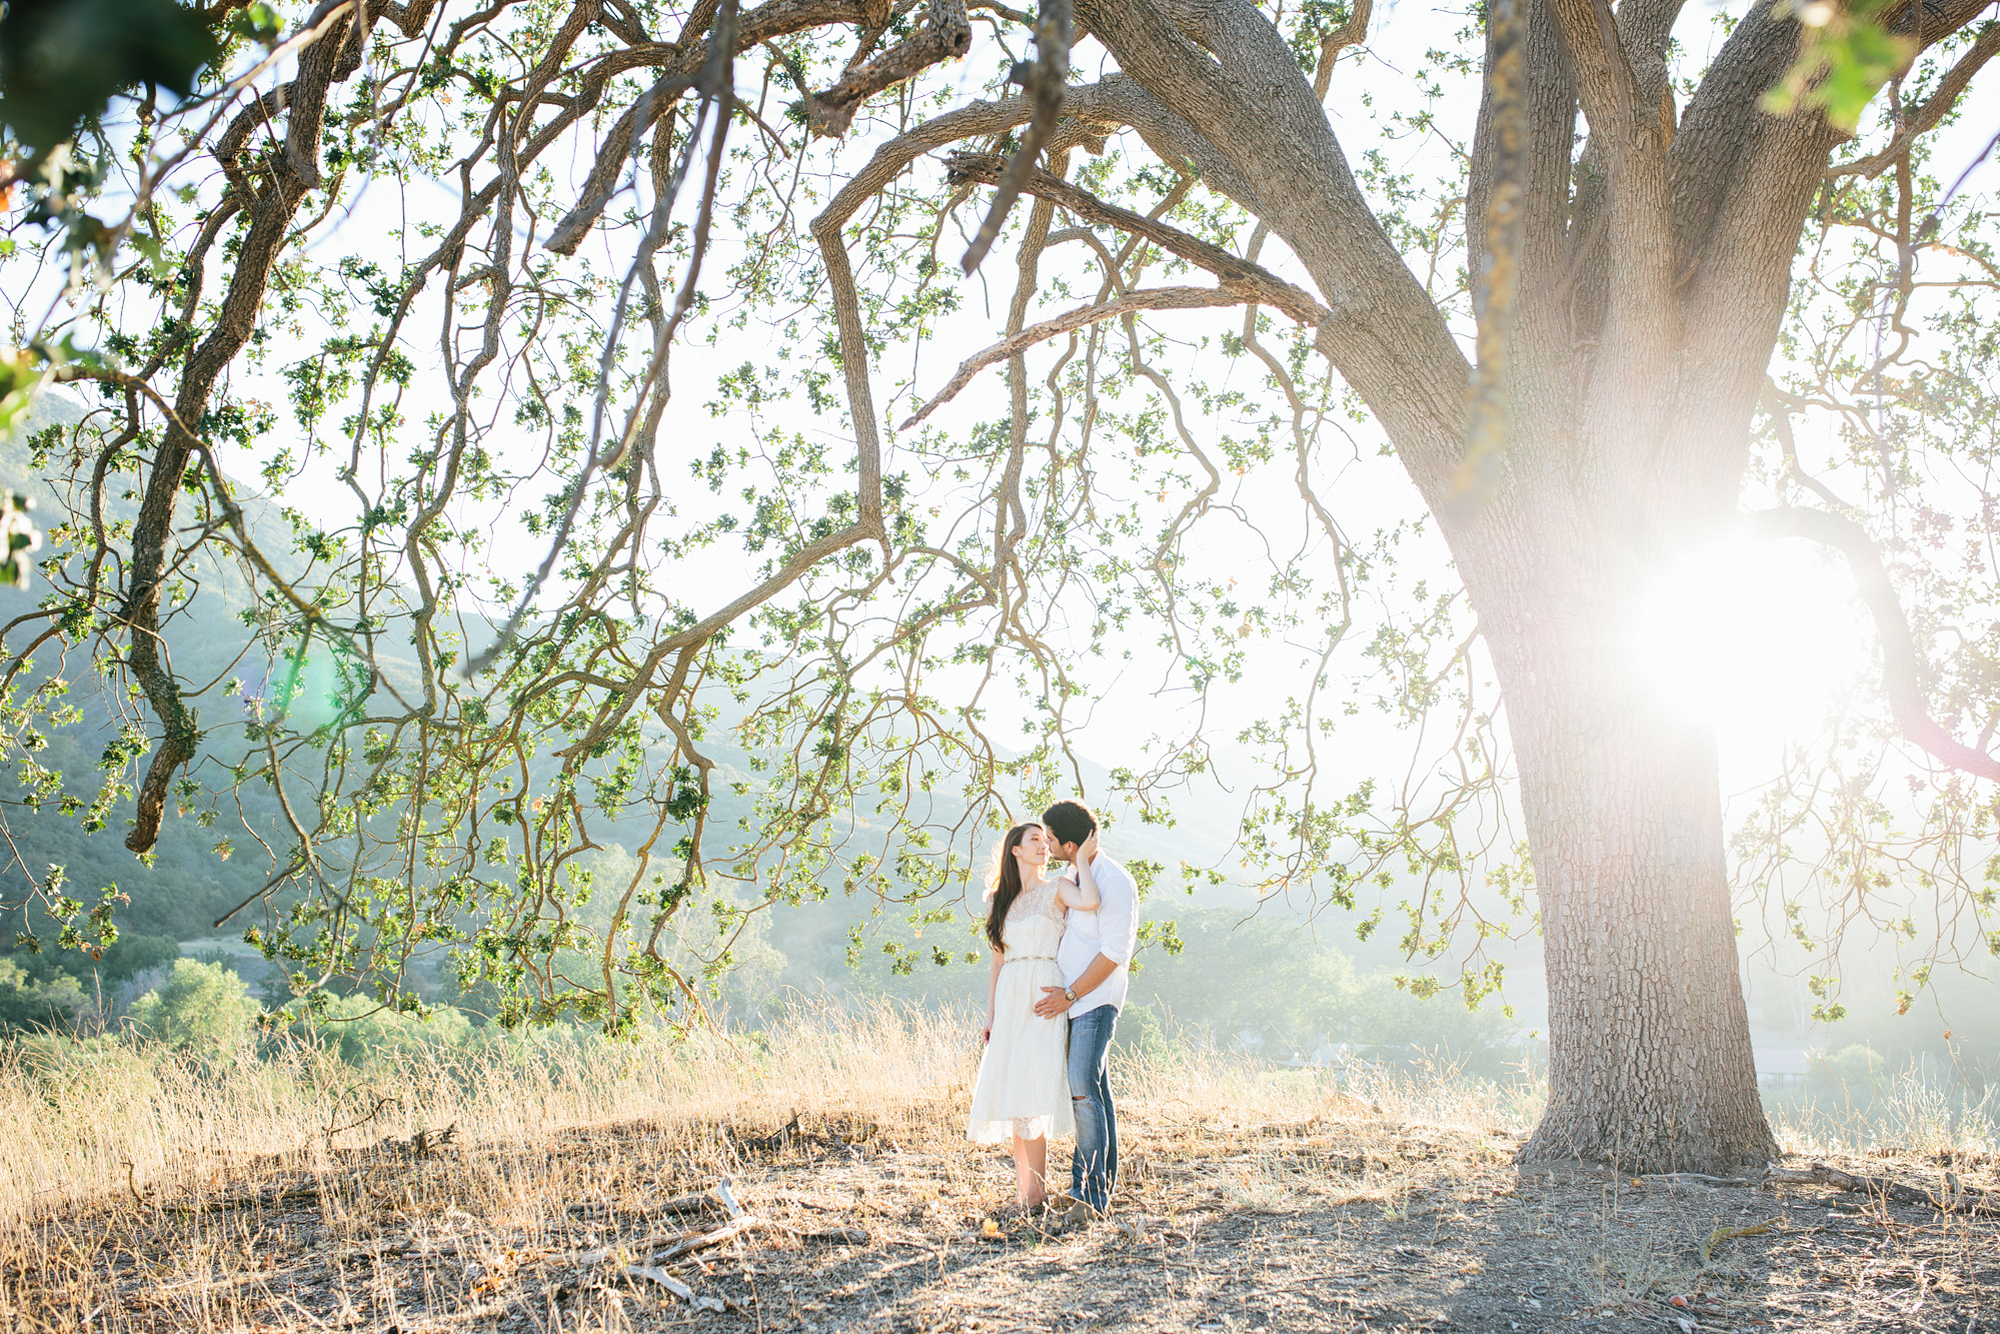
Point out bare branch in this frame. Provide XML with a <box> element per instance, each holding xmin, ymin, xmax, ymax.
<box><xmin>1312</xmin><ymin>0</ymin><xmax>1372</xmax><ymax>99</ymax></box>
<box><xmin>945</xmin><ymin>151</ymin><xmax>1328</xmax><ymax>325</ymax></box>
<box><xmin>901</xmin><ymin>286</ymin><xmax>1248</xmax><ymax>428</ymax></box>
<box><xmin>1827</xmin><ymin>22</ymin><xmax>2000</xmax><ymax>180</ymax></box>
<box><xmin>544</xmin><ymin>0</ymin><xmax>884</xmax><ymax>254</ymax></box>
<box><xmin>119</xmin><ymin>0</ymin><xmax>368</xmax><ymax>853</ymax></box>
<box><xmin>961</xmin><ymin>0</ymin><xmax>1071</xmax><ymax>273</ymax></box>
<box><xmin>1076</xmin><ymin>0</ymin><xmax>1470</xmax><ymax>505</ymax></box>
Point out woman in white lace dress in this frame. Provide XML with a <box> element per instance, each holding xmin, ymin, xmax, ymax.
<box><xmin>967</xmin><ymin>821</ymin><xmax>1101</xmax><ymax>1211</ymax></box>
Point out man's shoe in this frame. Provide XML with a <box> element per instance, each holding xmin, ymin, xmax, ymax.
<box><xmin>1043</xmin><ymin>1195</ymin><xmax>1099</xmax><ymax>1232</ymax></box>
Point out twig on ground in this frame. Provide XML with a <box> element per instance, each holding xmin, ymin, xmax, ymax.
<box><xmin>165</xmin><ymin>1184</ymin><xmax>322</xmax><ymax>1216</ymax></box>
<box><xmin>565</xmin><ymin>1228</ymin><xmax>699</xmax><ymax>1265</ymax></box>
<box><xmin>323</xmin><ymin>1095</ymin><xmax>400</xmax><ymax>1139</ymax></box>
<box><xmin>624</xmin><ymin>1263</ymin><xmax>729</xmax><ymax>1311</ymax></box>
<box><xmin>408</xmin><ymin>1122</ymin><xmax>458</xmax><ymax>1157</ymax></box>
<box><xmin>1700</xmin><ymin>1218</ymin><xmax>1780</xmax><ymax>1263</ymax></box>
<box><xmin>734</xmin><ymin>1115</ymin><xmax>801</xmax><ymax>1152</ymax></box>
<box><xmin>336</xmin><ymin>1236</ymin><xmax>470</xmax><ymax>1263</ymax></box>
<box><xmin>778</xmin><ymin>1224</ymin><xmax>870</xmax><ymax>1245</ymax></box>
<box><xmin>123</xmin><ymin>1161</ymin><xmax>149</xmax><ymax>1209</ymax></box>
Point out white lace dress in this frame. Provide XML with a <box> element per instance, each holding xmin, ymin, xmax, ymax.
<box><xmin>967</xmin><ymin>880</ymin><xmax>1076</xmax><ymax>1144</ymax></box>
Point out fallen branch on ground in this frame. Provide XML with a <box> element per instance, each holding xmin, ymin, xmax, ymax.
<box><xmin>730</xmin><ymin>1115</ymin><xmax>887</xmax><ymax>1157</ymax></box>
<box><xmin>644</xmin><ymin>1212</ymin><xmax>763</xmax><ymax>1262</ymax></box>
<box><xmin>733</xmin><ymin>1114</ymin><xmax>802</xmax><ymax>1152</ymax></box>
<box><xmin>558</xmin><ymin>1177</ymin><xmax>864</xmax><ymax>1271</ymax></box>
<box><xmin>405</xmin><ymin>1123</ymin><xmax>458</xmax><ymax>1158</ymax></box>
<box><xmin>1700</xmin><ymin>1218</ymin><xmax>1779</xmax><ymax>1263</ymax></box>
<box><xmin>564</xmin><ymin>1212</ymin><xmax>764</xmax><ymax>1267</ymax></box>
<box><xmin>163</xmin><ymin>1184</ymin><xmax>322</xmax><ymax>1216</ymax></box>
<box><xmin>1764</xmin><ymin>1161</ymin><xmax>2000</xmax><ymax>1215</ymax></box>
<box><xmin>777</xmin><ymin>1224</ymin><xmax>870</xmax><ymax>1245</ymax></box>
<box><xmin>336</xmin><ymin>1236</ymin><xmax>469</xmax><ymax>1264</ymax></box>
<box><xmin>323</xmin><ymin>1095</ymin><xmax>400</xmax><ymax>1139</ymax></box>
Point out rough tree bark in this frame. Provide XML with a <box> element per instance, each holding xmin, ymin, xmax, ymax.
<box><xmin>1473</xmin><ymin>516</ymin><xmax>1779</xmax><ymax>1170</ymax></box>
<box><xmin>1070</xmin><ymin>0</ymin><xmax>1998</xmax><ymax>1171</ymax></box>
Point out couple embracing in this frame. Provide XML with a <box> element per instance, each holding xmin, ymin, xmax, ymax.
<box><xmin>967</xmin><ymin>800</ymin><xmax>1137</xmax><ymax>1223</ymax></box>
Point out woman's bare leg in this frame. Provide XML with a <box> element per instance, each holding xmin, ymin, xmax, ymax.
<box><xmin>1011</xmin><ymin>1133</ymin><xmax>1049</xmax><ymax>1207</ymax></box>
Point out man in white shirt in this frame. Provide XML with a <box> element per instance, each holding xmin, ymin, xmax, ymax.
<box><xmin>1033</xmin><ymin>800</ymin><xmax>1138</xmax><ymax>1218</ymax></box>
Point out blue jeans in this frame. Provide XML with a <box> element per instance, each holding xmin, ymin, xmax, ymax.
<box><xmin>1067</xmin><ymin>1005</ymin><xmax>1118</xmax><ymax>1212</ymax></box>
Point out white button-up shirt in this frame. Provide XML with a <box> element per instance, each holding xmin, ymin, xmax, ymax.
<box><xmin>1056</xmin><ymin>853</ymin><xmax>1138</xmax><ymax>1017</ymax></box>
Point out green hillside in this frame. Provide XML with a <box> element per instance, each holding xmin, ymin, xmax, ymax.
<box><xmin>0</xmin><ymin>393</ymin><xmax>296</xmax><ymax>956</ymax></box>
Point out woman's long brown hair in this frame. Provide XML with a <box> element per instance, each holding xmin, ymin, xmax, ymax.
<box><xmin>984</xmin><ymin>822</ymin><xmax>1043</xmax><ymax>952</ymax></box>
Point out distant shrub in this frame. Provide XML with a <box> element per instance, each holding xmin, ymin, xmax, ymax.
<box><xmin>1111</xmin><ymin>1002</ymin><xmax>1178</xmax><ymax>1070</ymax></box>
<box><xmin>293</xmin><ymin>994</ymin><xmax>474</xmax><ymax>1067</ymax></box>
<box><xmin>94</xmin><ymin>934</ymin><xmax>182</xmax><ymax>983</ymax></box>
<box><xmin>0</xmin><ymin>958</ymin><xmax>85</xmax><ymax>1035</ymax></box>
<box><xmin>127</xmin><ymin>959</ymin><xmax>260</xmax><ymax>1053</ymax></box>
<box><xmin>1132</xmin><ymin>908</ymin><xmax>1524</xmax><ymax>1078</ymax></box>
<box><xmin>1811</xmin><ymin>1043</ymin><xmax>1888</xmax><ymax>1097</ymax></box>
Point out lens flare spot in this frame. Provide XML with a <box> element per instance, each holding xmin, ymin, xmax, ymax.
<box><xmin>1626</xmin><ymin>536</ymin><xmax>1869</xmax><ymax>740</ymax></box>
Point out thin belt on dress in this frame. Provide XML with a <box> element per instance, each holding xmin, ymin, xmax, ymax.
<box><xmin>1002</xmin><ymin>954</ymin><xmax>1055</xmax><ymax>965</ymax></box>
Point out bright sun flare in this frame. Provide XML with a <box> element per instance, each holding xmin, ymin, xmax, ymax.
<box><xmin>1626</xmin><ymin>536</ymin><xmax>1871</xmax><ymax>740</ymax></box>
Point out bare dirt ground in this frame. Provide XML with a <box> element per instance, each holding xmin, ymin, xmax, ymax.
<box><xmin>3</xmin><ymin>1088</ymin><xmax>1994</xmax><ymax>1333</ymax></box>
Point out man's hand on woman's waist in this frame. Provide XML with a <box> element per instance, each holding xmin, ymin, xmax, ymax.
<box><xmin>1034</xmin><ymin>951</ymin><xmax>1119</xmax><ymax>1018</ymax></box>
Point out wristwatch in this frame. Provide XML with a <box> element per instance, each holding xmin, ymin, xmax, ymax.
<box><xmin>1063</xmin><ymin>986</ymin><xmax>1078</xmax><ymax>1002</ymax></box>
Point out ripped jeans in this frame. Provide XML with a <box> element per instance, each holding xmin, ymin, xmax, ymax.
<box><xmin>1066</xmin><ymin>1005</ymin><xmax>1118</xmax><ymax>1212</ymax></box>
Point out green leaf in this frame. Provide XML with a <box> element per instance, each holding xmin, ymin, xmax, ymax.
<box><xmin>225</xmin><ymin>3</ymin><xmax>284</xmax><ymax>48</ymax></box>
<box><xmin>0</xmin><ymin>0</ymin><xmax>222</xmax><ymax>155</ymax></box>
<box><xmin>131</xmin><ymin>232</ymin><xmax>175</xmax><ymax>282</ymax></box>
<box><xmin>0</xmin><ymin>492</ymin><xmax>42</xmax><ymax>591</ymax></box>
<box><xmin>1760</xmin><ymin>0</ymin><xmax>1915</xmax><ymax>132</ymax></box>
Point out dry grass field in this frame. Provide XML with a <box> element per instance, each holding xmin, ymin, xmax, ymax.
<box><xmin>1</xmin><ymin>1000</ymin><xmax>1994</xmax><ymax>1333</ymax></box>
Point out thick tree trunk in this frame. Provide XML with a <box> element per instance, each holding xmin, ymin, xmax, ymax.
<box><xmin>1474</xmin><ymin>518</ymin><xmax>1779</xmax><ymax>1173</ymax></box>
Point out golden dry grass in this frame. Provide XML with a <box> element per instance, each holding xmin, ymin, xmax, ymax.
<box><xmin>1</xmin><ymin>999</ymin><xmax>1994</xmax><ymax>1334</ymax></box>
<box><xmin>0</xmin><ymin>997</ymin><xmax>982</xmax><ymax>1227</ymax></box>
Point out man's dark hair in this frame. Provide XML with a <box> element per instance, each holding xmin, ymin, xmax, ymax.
<box><xmin>1041</xmin><ymin>800</ymin><xmax>1098</xmax><ymax>848</ymax></box>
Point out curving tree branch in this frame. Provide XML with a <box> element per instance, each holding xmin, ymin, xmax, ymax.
<box><xmin>901</xmin><ymin>285</ymin><xmax>1246</xmax><ymax>428</ymax></box>
<box><xmin>1826</xmin><ymin>21</ymin><xmax>2000</xmax><ymax>180</ymax></box>
<box><xmin>944</xmin><ymin>150</ymin><xmax>1328</xmax><ymax>325</ymax></box>
<box><xmin>800</xmin><ymin>0</ymin><xmax>971</xmax><ymax>137</ymax></box>
<box><xmin>1747</xmin><ymin>506</ymin><xmax>2000</xmax><ymax>783</ymax></box>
